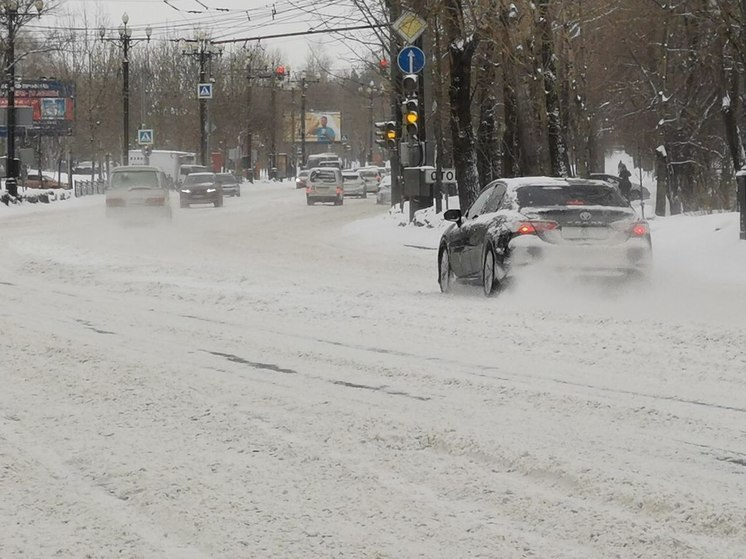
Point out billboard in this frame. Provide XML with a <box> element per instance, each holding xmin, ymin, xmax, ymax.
<box><xmin>302</xmin><ymin>111</ymin><xmax>341</xmax><ymax>144</ymax></box>
<box><xmin>0</xmin><ymin>79</ymin><xmax>75</xmax><ymax>136</ymax></box>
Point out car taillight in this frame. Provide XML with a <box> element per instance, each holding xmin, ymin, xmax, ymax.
<box><xmin>515</xmin><ymin>221</ymin><xmax>558</xmax><ymax>236</ymax></box>
<box><xmin>106</xmin><ymin>198</ymin><xmax>125</xmax><ymax>207</ymax></box>
<box><xmin>336</xmin><ymin>187</ymin><xmax>342</xmax><ymax>195</ymax></box>
<box><xmin>306</xmin><ymin>187</ymin><xmax>312</xmax><ymax>194</ymax></box>
<box><xmin>145</xmin><ymin>197</ymin><xmax>165</xmax><ymax>206</ymax></box>
<box><xmin>631</xmin><ymin>222</ymin><xmax>649</xmax><ymax>237</ymax></box>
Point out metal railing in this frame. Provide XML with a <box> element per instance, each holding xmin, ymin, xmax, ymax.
<box><xmin>74</xmin><ymin>179</ymin><xmax>106</xmax><ymax>197</ymax></box>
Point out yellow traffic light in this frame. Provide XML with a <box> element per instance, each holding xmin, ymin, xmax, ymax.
<box><xmin>386</xmin><ymin>129</ymin><xmax>397</xmax><ymax>140</ymax></box>
<box><xmin>405</xmin><ymin>111</ymin><xmax>418</xmax><ymax>125</ymax></box>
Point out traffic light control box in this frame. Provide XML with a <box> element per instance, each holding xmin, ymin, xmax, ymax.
<box><xmin>402</xmin><ymin>167</ymin><xmax>431</xmax><ymax>197</ymax></box>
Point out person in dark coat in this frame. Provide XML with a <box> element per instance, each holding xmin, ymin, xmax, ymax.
<box><xmin>618</xmin><ymin>161</ymin><xmax>632</xmax><ymax>200</ymax></box>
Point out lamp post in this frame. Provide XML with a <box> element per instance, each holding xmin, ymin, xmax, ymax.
<box><xmin>3</xmin><ymin>0</ymin><xmax>43</xmax><ymax>190</ymax></box>
<box><xmin>358</xmin><ymin>80</ymin><xmax>383</xmax><ymax>165</ymax></box>
<box><xmin>99</xmin><ymin>14</ymin><xmax>151</xmax><ymax>167</ymax></box>
<box><xmin>180</xmin><ymin>33</ymin><xmax>222</xmax><ymax>167</ymax></box>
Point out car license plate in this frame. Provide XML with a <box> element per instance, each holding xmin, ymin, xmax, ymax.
<box><xmin>562</xmin><ymin>226</ymin><xmax>609</xmax><ymax>240</ymax></box>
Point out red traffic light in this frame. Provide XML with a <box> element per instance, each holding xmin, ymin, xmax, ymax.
<box><xmin>378</xmin><ymin>58</ymin><xmax>389</xmax><ymax>74</ymax></box>
<box><xmin>275</xmin><ymin>65</ymin><xmax>287</xmax><ymax>79</ymax></box>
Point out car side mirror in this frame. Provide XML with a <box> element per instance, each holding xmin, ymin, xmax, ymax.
<box><xmin>444</xmin><ymin>208</ymin><xmax>462</xmax><ymax>226</ymax></box>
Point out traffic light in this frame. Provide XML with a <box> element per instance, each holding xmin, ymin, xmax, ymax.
<box><xmin>401</xmin><ymin>74</ymin><xmax>420</xmax><ymax>143</ymax></box>
<box><xmin>402</xmin><ymin>74</ymin><xmax>418</xmax><ymax>95</ymax></box>
<box><xmin>385</xmin><ymin>121</ymin><xmax>398</xmax><ymax>149</ymax></box>
<box><xmin>375</xmin><ymin>121</ymin><xmax>398</xmax><ymax>150</ymax></box>
<box><xmin>275</xmin><ymin>65</ymin><xmax>287</xmax><ymax>81</ymax></box>
<box><xmin>402</xmin><ymin>98</ymin><xmax>419</xmax><ymax>140</ymax></box>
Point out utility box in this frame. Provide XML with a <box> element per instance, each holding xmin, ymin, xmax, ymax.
<box><xmin>402</xmin><ymin>166</ymin><xmax>433</xmax><ymax>197</ymax></box>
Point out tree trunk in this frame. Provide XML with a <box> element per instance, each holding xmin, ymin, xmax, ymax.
<box><xmin>444</xmin><ymin>0</ymin><xmax>481</xmax><ymax>209</ymax></box>
<box><xmin>538</xmin><ymin>1</ymin><xmax>570</xmax><ymax>177</ymax></box>
<box><xmin>476</xmin><ymin>41</ymin><xmax>501</xmax><ymax>185</ymax></box>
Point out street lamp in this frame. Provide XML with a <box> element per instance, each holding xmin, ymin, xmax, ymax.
<box><xmin>99</xmin><ymin>13</ymin><xmax>151</xmax><ymax>166</ymax></box>
<box><xmin>180</xmin><ymin>33</ymin><xmax>222</xmax><ymax>167</ymax></box>
<box><xmin>3</xmin><ymin>0</ymin><xmax>43</xmax><ymax>194</ymax></box>
<box><xmin>358</xmin><ymin>80</ymin><xmax>383</xmax><ymax>166</ymax></box>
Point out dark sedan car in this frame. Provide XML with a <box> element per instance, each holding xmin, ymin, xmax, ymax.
<box><xmin>179</xmin><ymin>172</ymin><xmax>223</xmax><ymax>208</ymax></box>
<box><xmin>438</xmin><ymin>177</ymin><xmax>652</xmax><ymax>296</ymax></box>
<box><xmin>216</xmin><ymin>172</ymin><xmax>240</xmax><ymax>197</ymax></box>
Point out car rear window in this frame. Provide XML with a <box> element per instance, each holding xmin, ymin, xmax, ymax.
<box><xmin>342</xmin><ymin>174</ymin><xmax>360</xmax><ymax>180</ymax></box>
<box><xmin>310</xmin><ymin>170</ymin><xmax>339</xmax><ymax>183</ymax></box>
<box><xmin>516</xmin><ymin>184</ymin><xmax>628</xmax><ymax>208</ymax></box>
<box><xmin>110</xmin><ymin>171</ymin><xmax>159</xmax><ymax>189</ymax></box>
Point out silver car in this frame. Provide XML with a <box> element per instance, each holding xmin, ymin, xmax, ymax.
<box><xmin>357</xmin><ymin>167</ymin><xmax>382</xmax><ymax>193</ymax></box>
<box><xmin>342</xmin><ymin>171</ymin><xmax>367</xmax><ymax>198</ymax></box>
<box><xmin>306</xmin><ymin>167</ymin><xmax>344</xmax><ymax>206</ymax></box>
<box><xmin>377</xmin><ymin>175</ymin><xmax>392</xmax><ymax>205</ymax></box>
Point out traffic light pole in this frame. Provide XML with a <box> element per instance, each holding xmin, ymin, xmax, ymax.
<box><xmin>199</xmin><ymin>51</ymin><xmax>207</xmax><ymax>167</ymax></box>
<box><xmin>5</xmin><ymin>6</ymin><xmax>17</xmax><ymax>188</ymax></box>
<box><xmin>300</xmin><ymin>78</ymin><xmax>307</xmax><ymax>167</ymax></box>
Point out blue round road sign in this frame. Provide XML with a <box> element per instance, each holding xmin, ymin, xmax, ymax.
<box><xmin>397</xmin><ymin>46</ymin><xmax>425</xmax><ymax>74</ymax></box>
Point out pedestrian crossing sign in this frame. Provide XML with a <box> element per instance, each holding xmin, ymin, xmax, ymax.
<box><xmin>198</xmin><ymin>83</ymin><xmax>213</xmax><ymax>99</ymax></box>
<box><xmin>137</xmin><ymin>129</ymin><xmax>154</xmax><ymax>145</ymax></box>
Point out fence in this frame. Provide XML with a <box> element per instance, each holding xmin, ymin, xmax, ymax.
<box><xmin>74</xmin><ymin>179</ymin><xmax>106</xmax><ymax>197</ymax></box>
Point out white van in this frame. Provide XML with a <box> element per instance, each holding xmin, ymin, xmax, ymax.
<box><xmin>105</xmin><ymin>165</ymin><xmax>172</xmax><ymax>220</ymax></box>
<box><xmin>305</xmin><ymin>153</ymin><xmax>342</xmax><ymax>170</ymax></box>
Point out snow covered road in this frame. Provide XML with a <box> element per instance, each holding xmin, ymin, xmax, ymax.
<box><xmin>1</xmin><ymin>184</ymin><xmax>745</xmax><ymax>558</ymax></box>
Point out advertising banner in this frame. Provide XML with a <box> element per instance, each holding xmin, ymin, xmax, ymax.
<box><xmin>0</xmin><ymin>79</ymin><xmax>75</xmax><ymax>136</ymax></box>
<box><xmin>303</xmin><ymin>111</ymin><xmax>341</xmax><ymax>144</ymax></box>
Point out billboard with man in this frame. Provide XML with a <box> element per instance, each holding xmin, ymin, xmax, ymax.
<box><xmin>304</xmin><ymin>111</ymin><xmax>341</xmax><ymax>144</ymax></box>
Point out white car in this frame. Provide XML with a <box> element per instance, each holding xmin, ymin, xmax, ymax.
<box><xmin>342</xmin><ymin>171</ymin><xmax>367</xmax><ymax>198</ymax></box>
<box><xmin>105</xmin><ymin>165</ymin><xmax>172</xmax><ymax>220</ymax></box>
<box><xmin>377</xmin><ymin>175</ymin><xmax>392</xmax><ymax>205</ymax></box>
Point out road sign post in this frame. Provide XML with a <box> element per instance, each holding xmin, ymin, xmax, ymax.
<box><xmin>197</xmin><ymin>83</ymin><xmax>213</xmax><ymax>99</ymax></box>
<box><xmin>392</xmin><ymin>11</ymin><xmax>427</xmax><ymax>44</ymax></box>
<box><xmin>137</xmin><ymin>129</ymin><xmax>154</xmax><ymax>145</ymax></box>
<box><xmin>397</xmin><ymin>46</ymin><xmax>425</xmax><ymax>75</ymax></box>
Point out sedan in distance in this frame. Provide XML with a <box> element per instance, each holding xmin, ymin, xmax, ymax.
<box><xmin>438</xmin><ymin>177</ymin><xmax>653</xmax><ymax>296</ymax></box>
<box><xmin>105</xmin><ymin>166</ymin><xmax>172</xmax><ymax>221</ymax></box>
<box><xmin>25</xmin><ymin>173</ymin><xmax>63</xmax><ymax>189</ymax></box>
<box><xmin>295</xmin><ymin>170</ymin><xmax>310</xmax><ymax>189</ymax></box>
<box><xmin>342</xmin><ymin>170</ymin><xmax>367</xmax><ymax>198</ymax></box>
<box><xmin>179</xmin><ymin>172</ymin><xmax>223</xmax><ymax>208</ymax></box>
<box><xmin>306</xmin><ymin>168</ymin><xmax>344</xmax><ymax>206</ymax></box>
<box><xmin>216</xmin><ymin>172</ymin><xmax>240</xmax><ymax>197</ymax></box>
<box><xmin>377</xmin><ymin>175</ymin><xmax>392</xmax><ymax>205</ymax></box>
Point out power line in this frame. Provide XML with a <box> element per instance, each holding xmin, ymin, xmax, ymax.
<box><xmin>211</xmin><ymin>22</ymin><xmax>388</xmax><ymax>45</ymax></box>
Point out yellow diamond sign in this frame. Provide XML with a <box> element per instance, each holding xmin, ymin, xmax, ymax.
<box><xmin>392</xmin><ymin>11</ymin><xmax>427</xmax><ymax>44</ymax></box>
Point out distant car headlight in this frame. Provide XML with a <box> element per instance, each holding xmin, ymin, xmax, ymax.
<box><xmin>207</xmin><ymin>188</ymin><xmax>216</xmax><ymax>193</ymax></box>
<box><xmin>180</xmin><ymin>189</ymin><xmax>191</xmax><ymax>193</ymax></box>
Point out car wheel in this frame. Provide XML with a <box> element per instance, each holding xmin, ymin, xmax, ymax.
<box><xmin>180</xmin><ymin>199</ymin><xmax>188</xmax><ymax>208</ymax></box>
<box><xmin>237</xmin><ymin>189</ymin><xmax>241</xmax><ymax>197</ymax></box>
<box><xmin>482</xmin><ymin>248</ymin><xmax>497</xmax><ymax>297</ymax></box>
<box><xmin>362</xmin><ymin>189</ymin><xmax>367</xmax><ymax>199</ymax></box>
<box><xmin>307</xmin><ymin>197</ymin><xmax>314</xmax><ymax>206</ymax></box>
<box><xmin>438</xmin><ymin>246</ymin><xmax>454</xmax><ymax>293</ymax></box>
<box><xmin>214</xmin><ymin>196</ymin><xmax>223</xmax><ymax>208</ymax></box>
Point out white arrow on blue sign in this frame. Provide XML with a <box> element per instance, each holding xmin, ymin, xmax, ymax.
<box><xmin>137</xmin><ymin>129</ymin><xmax>154</xmax><ymax>145</ymax></box>
<box><xmin>397</xmin><ymin>46</ymin><xmax>425</xmax><ymax>74</ymax></box>
<box><xmin>197</xmin><ymin>83</ymin><xmax>213</xmax><ymax>99</ymax></box>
